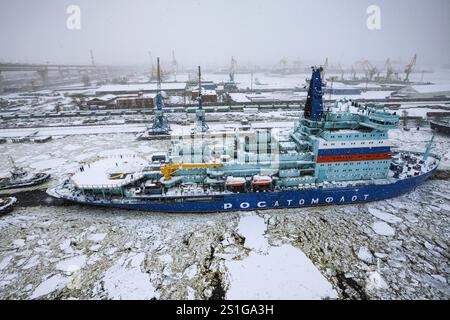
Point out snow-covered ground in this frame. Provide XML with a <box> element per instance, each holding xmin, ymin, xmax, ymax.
<box><xmin>0</xmin><ymin>127</ymin><xmax>449</xmax><ymax>300</ymax></box>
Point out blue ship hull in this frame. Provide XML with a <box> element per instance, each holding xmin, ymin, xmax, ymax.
<box><xmin>67</xmin><ymin>170</ymin><xmax>435</xmax><ymax>213</ymax></box>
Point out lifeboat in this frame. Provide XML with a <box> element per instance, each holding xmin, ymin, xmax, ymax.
<box><xmin>251</xmin><ymin>175</ymin><xmax>272</xmax><ymax>186</ymax></box>
<box><xmin>225</xmin><ymin>176</ymin><xmax>246</xmax><ymax>187</ymax></box>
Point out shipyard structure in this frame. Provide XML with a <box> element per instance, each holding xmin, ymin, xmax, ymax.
<box><xmin>47</xmin><ymin>67</ymin><xmax>440</xmax><ymax>213</ymax></box>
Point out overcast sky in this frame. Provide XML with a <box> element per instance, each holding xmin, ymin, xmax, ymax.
<box><xmin>0</xmin><ymin>0</ymin><xmax>449</xmax><ymax>69</ymax></box>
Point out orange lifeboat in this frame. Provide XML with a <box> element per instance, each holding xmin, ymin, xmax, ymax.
<box><xmin>225</xmin><ymin>176</ymin><xmax>246</xmax><ymax>187</ymax></box>
<box><xmin>251</xmin><ymin>175</ymin><xmax>272</xmax><ymax>186</ymax></box>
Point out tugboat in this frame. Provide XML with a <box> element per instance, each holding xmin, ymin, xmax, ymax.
<box><xmin>47</xmin><ymin>67</ymin><xmax>440</xmax><ymax>213</ymax></box>
<box><xmin>0</xmin><ymin>197</ymin><xmax>17</xmax><ymax>215</ymax></box>
<box><xmin>0</xmin><ymin>157</ymin><xmax>51</xmax><ymax>190</ymax></box>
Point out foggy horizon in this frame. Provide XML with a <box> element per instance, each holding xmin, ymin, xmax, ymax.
<box><xmin>1</xmin><ymin>0</ymin><xmax>449</xmax><ymax>69</ymax></box>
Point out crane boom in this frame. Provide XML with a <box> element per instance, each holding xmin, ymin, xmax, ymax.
<box><xmin>161</xmin><ymin>162</ymin><xmax>223</xmax><ymax>181</ymax></box>
<box><xmin>404</xmin><ymin>54</ymin><xmax>417</xmax><ymax>82</ymax></box>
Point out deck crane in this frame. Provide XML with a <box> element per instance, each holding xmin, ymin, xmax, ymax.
<box><xmin>194</xmin><ymin>66</ymin><xmax>209</xmax><ymax>133</ymax></box>
<box><xmin>160</xmin><ymin>162</ymin><xmax>223</xmax><ymax>181</ymax></box>
<box><xmin>404</xmin><ymin>54</ymin><xmax>417</xmax><ymax>83</ymax></box>
<box><xmin>149</xmin><ymin>57</ymin><xmax>171</xmax><ymax>135</ymax></box>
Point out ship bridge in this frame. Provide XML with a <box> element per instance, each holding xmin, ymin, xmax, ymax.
<box><xmin>359</xmin><ymin>111</ymin><xmax>399</xmax><ymax>130</ymax></box>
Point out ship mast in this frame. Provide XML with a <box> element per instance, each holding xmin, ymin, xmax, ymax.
<box><xmin>303</xmin><ymin>66</ymin><xmax>324</xmax><ymax>121</ymax></box>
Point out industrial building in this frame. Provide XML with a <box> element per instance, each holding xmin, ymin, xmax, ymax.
<box><xmin>96</xmin><ymin>83</ymin><xmax>187</xmax><ymax>95</ymax></box>
<box><xmin>191</xmin><ymin>88</ymin><xmax>218</xmax><ymax>103</ymax></box>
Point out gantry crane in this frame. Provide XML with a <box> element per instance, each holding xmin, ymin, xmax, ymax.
<box><xmin>160</xmin><ymin>162</ymin><xmax>223</xmax><ymax>181</ymax></box>
<box><xmin>404</xmin><ymin>54</ymin><xmax>417</xmax><ymax>83</ymax></box>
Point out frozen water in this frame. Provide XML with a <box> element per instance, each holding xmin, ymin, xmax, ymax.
<box><xmin>226</xmin><ymin>214</ymin><xmax>337</xmax><ymax>300</ymax></box>
<box><xmin>357</xmin><ymin>247</ymin><xmax>373</xmax><ymax>264</ymax></box>
<box><xmin>0</xmin><ymin>111</ymin><xmax>448</xmax><ymax>300</ymax></box>
<box><xmin>30</xmin><ymin>274</ymin><xmax>68</xmax><ymax>299</ymax></box>
<box><xmin>55</xmin><ymin>255</ymin><xmax>87</xmax><ymax>274</ymax></box>
<box><xmin>87</xmin><ymin>233</ymin><xmax>107</xmax><ymax>242</ymax></box>
<box><xmin>103</xmin><ymin>255</ymin><xmax>158</xmax><ymax>300</ymax></box>
<box><xmin>371</xmin><ymin>221</ymin><xmax>395</xmax><ymax>236</ymax></box>
<box><xmin>368</xmin><ymin>208</ymin><xmax>403</xmax><ymax>224</ymax></box>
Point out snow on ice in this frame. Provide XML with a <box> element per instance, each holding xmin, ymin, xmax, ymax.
<box><xmin>225</xmin><ymin>214</ymin><xmax>338</xmax><ymax>300</ymax></box>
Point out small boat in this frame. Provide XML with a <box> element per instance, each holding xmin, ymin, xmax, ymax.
<box><xmin>225</xmin><ymin>176</ymin><xmax>246</xmax><ymax>187</ymax></box>
<box><xmin>430</xmin><ymin>120</ymin><xmax>450</xmax><ymax>135</ymax></box>
<box><xmin>0</xmin><ymin>197</ymin><xmax>17</xmax><ymax>215</ymax></box>
<box><xmin>251</xmin><ymin>175</ymin><xmax>273</xmax><ymax>186</ymax></box>
<box><xmin>0</xmin><ymin>157</ymin><xmax>51</xmax><ymax>190</ymax></box>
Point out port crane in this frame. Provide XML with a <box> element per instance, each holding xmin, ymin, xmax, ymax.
<box><xmin>149</xmin><ymin>57</ymin><xmax>171</xmax><ymax>135</ymax></box>
<box><xmin>172</xmin><ymin>50</ymin><xmax>178</xmax><ymax>81</ymax></box>
<box><xmin>338</xmin><ymin>64</ymin><xmax>344</xmax><ymax>81</ymax></box>
<box><xmin>229</xmin><ymin>56</ymin><xmax>237</xmax><ymax>82</ymax></box>
<box><xmin>160</xmin><ymin>162</ymin><xmax>223</xmax><ymax>181</ymax></box>
<box><xmin>404</xmin><ymin>54</ymin><xmax>417</xmax><ymax>83</ymax></box>
<box><xmin>321</xmin><ymin>57</ymin><xmax>329</xmax><ymax>80</ymax></box>
<box><xmin>362</xmin><ymin>60</ymin><xmax>378</xmax><ymax>81</ymax></box>
<box><xmin>194</xmin><ymin>66</ymin><xmax>209</xmax><ymax>133</ymax></box>
<box><xmin>385</xmin><ymin>58</ymin><xmax>394</xmax><ymax>81</ymax></box>
<box><xmin>350</xmin><ymin>65</ymin><xmax>357</xmax><ymax>81</ymax></box>
<box><xmin>279</xmin><ymin>57</ymin><xmax>288</xmax><ymax>73</ymax></box>
<box><xmin>148</xmin><ymin>51</ymin><xmax>155</xmax><ymax>81</ymax></box>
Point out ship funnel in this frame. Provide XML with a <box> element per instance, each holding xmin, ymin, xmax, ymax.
<box><xmin>304</xmin><ymin>67</ymin><xmax>324</xmax><ymax>121</ymax></box>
